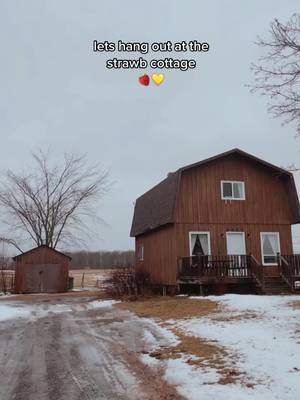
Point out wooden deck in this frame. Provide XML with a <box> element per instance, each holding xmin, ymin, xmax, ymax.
<box><xmin>178</xmin><ymin>255</ymin><xmax>259</xmax><ymax>281</ymax></box>
<box><xmin>177</xmin><ymin>254</ymin><xmax>300</xmax><ymax>294</ymax></box>
<box><xmin>178</xmin><ymin>276</ymin><xmax>253</xmax><ymax>285</ymax></box>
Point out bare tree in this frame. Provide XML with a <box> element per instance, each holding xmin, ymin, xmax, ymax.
<box><xmin>0</xmin><ymin>151</ymin><xmax>109</xmax><ymax>251</ymax></box>
<box><xmin>0</xmin><ymin>257</ymin><xmax>9</xmax><ymax>294</ymax></box>
<box><xmin>0</xmin><ymin>247</ymin><xmax>13</xmax><ymax>294</ymax></box>
<box><xmin>250</xmin><ymin>14</ymin><xmax>300</xmax><ymax>134</ymax></box>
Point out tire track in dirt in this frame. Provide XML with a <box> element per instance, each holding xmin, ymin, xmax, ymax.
<box><xmin>2</xmin><ymin>315</ymin><xmax>49</xmax><ymax>400</ymax></box>
<box><xmin>0</xmin><ymin>299</ymin><xmax>184</xmax><ymax>400</ymax></box>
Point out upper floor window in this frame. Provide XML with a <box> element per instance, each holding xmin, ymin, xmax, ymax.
<box><xmin>221</xmin><ymin>181</ymin><xmax>245</xmax><ymax>200</ymax></box>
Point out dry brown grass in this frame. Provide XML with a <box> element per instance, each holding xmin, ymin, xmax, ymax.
<box><xmin>155</xmin><ymin>328</ymin><xmax>244</xmax><ymax>385</ymax></box>
<box><xmin>117</xmin><ymin>296</ymin><xmax>219</xmax><ymax>320</ymax></box>
<box><xmin>119</xmin><ymin>296</ymin><xmax>252</xmax><ymax>386</ymax></box>
<box><xmin>289</xmin><ymin>300</ymin><xmax>300</xmax><ymax>310</ymax></box>
<box><xmin>210</xmin><ymin>311</ymin><xmax>261</xmax><ymax>322</ymax></box>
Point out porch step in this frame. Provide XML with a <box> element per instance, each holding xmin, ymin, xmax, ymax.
<box><xmin>262</xmin><ymin>276</ymin><xmax>293</xmax><ymax>295</ymax></box>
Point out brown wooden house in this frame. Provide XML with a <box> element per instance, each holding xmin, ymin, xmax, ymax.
<box><xmin>130</xmin><ymin>149</ymin><xmax>300</xmax><ymax>295</ymax></box>
<box><xmin>14</xmin><ymin>245</ymin><xmax>71</xmax><ymax>294</ymax></box>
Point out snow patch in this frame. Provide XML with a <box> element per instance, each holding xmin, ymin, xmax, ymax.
<box><xmin>141</xmin><ymin>295</ymin><xmax>300</xmax><ymax>400</ymax></box>
<box><xmin>141</xmin><ymin>317</ymin><xmax>180</xmax><ymax>348</ymax></box>
<box><xmin>140</xmin><ymin>353</ymin><xmax>161</xmax><ymax>367</ymax></box>
<box><xmin>88</xmin><ymin>299</ymin><xmax>119</xmax><ymax>309</ymax></box>
<box><xmin>0</xmin><ymin>304</ymin><xmax>32</xmax><ymax>321</ymax></box>
<box><xmin>0</xmin><ymin>298</ymin><xmax>119</xmax><ymax>322</ymax></box>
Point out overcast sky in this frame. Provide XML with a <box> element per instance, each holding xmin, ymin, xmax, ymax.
<box><xmin>1</xmin><ymin>0</ymin><xmax>300</xmax><ymax>252</ymax></box>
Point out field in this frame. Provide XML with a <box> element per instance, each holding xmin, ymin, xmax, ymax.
<box><xmin>69</xmin><ymin>269</ymin><xmax>114</xmax><ymax>289</ymax></box>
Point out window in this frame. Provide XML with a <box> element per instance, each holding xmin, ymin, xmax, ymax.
<box><xmin>137</xmin><ymin>244</ymin><xmax>144</xmax><ymax>261</ymax></box>
<box><xmin>221</xmin><ymin>181</ymin><xmax>245</xmax><ymax>200</ymax></box>
<box><xmin>260</xmin><ymin>233</ymin><xmax>280</xmax><ymax>265</ymax></box>
<box><xmin>189</xmin><ymin>232</ymin><xmax>211</xmax><ymax>256</ymax></box>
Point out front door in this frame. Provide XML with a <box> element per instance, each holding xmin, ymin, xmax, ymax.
<box><xmin>226</xmin><ymin>232</ymin><xmax>246</xmax><ymax>274</ymax></box>
<box><xmin>226</xmin><ymin>232</ymin><xmax>246</xmax><ymax>255</ymax></box>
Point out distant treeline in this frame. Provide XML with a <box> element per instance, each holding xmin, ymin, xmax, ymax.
<box><xmin>68</xmin><ymin>250</ymin><xmax>135</xmax><ymax>269</ymax></box>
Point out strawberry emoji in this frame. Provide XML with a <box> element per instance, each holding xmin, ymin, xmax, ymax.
<box><xmin>139</xmin><ymin>74</ymin><xmax>150</xmax><ymax>86</ymax></box>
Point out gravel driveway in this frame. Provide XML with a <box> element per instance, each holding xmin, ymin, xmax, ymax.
<box><xmin>0</xmin><ymin>296</ymin><xmax>182</xmax><ymax>400</ymax></box>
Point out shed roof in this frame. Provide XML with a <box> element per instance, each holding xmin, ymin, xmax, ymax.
<box><xmin>130</xmin><ymin>148</ymin><xmax>300</xmax><ymax>237</ymax></box>
<box><xmin>13</xmin><ymin>245</ymin><xmax>72</xmax><ymax>261</ymax></box>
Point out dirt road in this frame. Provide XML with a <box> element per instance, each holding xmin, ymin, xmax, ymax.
<box><xmin>0</xmin><ymin>296</ymin><xmax>182</xmax><ymax>400</ymax></box>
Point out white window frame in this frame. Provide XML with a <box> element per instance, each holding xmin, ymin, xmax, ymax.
<box><xmin>137</xmin><ymin>243</ymin><xmax>144</xmax><ymax>261</ymax></box>
<box><xmin>189</xmin><ymin>231</ymin><xmax>211</xmax><ymax>256</ymax></box>
<box><xmin>221</xmin><ymin>180</ymin><xmax>245</xmax><ymax>200</ymax></box>
<box><xmin>260</xmin><ymin>232</ymin><xmax>280</xmax><ymax>266</ymax></box>
<box><xmin>226</xmin><ymin>232</ymin><xmax>246</xmax><ymax>255</ymax></box>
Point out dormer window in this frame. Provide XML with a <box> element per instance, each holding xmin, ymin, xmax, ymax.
<box><xmin>221</xmin><ymin>181</ymin><xmax>245</xmax><ymax>200</ymax></box>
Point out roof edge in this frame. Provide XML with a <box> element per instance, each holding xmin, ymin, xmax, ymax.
<box><xmin>13</xmin><ymin>244</ymin><xmax>72</xmax><ymax>261</ymax></box>
<box><xmin>178</xmin><ymin>148</ymin><xmax>293</xmax><ymax>177</ymax></box>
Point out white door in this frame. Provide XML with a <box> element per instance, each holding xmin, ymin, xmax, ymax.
<box><xmin>226</xmin><ymin>232</ymin><xmax>246</xmax><ymax>255</ymax></box>
<box><xmin>226</xmin><ymin>232</ymin><xmax>246</xmax><ymax>274</ymax></box>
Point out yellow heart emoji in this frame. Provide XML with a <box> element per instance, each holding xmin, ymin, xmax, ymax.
<box><xmin>151</xmin><ymin>73</ymin><xmax>165</xmax><ymax>86</ymax></box>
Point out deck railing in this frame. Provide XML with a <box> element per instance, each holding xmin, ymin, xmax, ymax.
<box><xmin>278</xmin><ymin>254</ymin><xmax>300</xmax><ymax>289</ymax></box>
<box><xmin>178</xmin><ymin>253</ymin><xmax>300</xmax><ymax>289</ymax></box>
<box><xmin>177</xmin><ymin>255</ymin><xmax>252</xmax><ymax>280</ymax></box>
<box><xmin>249</xmin><ymin>255</ymin><xmax>264</xmax><ymax>289</ymax></box>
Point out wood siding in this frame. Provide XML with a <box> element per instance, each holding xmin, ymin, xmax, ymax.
<box><xmin>175</xmin><ymin>223</ymin><xmax>292</xmax><ymax>279</ymax></box>
<box><xmin>135</xmin><ymin>153</ymin><xmax>297</xmax><ymax>286</ymax></box>
<box><xmin>15</xmin><ymin>246</ymin><xmax>70</xmax><ymax>294</ymax></box>
<box><xmin>176</xmin><ymin>154</ymin><xmax>293</xmax><ymax>225</ymax></box>
<box><xmin>175</xmin><ymin>223</ymin><xmax>292</xmax><ymax>258</ymax></box>
<box><xmin>135</xmin><ymin>225</ymin><xmax>176</xmax><ymax>285</ymax></box>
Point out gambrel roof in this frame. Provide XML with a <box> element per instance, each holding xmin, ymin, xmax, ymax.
<box><xmin>130</xmin><ymin>148</ymin><xmax>300</xmax><ymax>237</ymax></box>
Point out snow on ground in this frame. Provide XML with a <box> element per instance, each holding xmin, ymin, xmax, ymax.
<box><xmin>2</xmin><ymin>294</ymin><xmax>300</xmax><ymax>399</ymax></box>
<box><xmin>0</xmin><ymin>292</ymin><xmax>12</xmax><ymax>297</ymax></box>
<box><xmin>141</xmin><ymin>317</ymin><xmax>180</xmax><ymax>350</ymax></box>
<box><xmin>0</xmin><ymin>304</ymin><xmax>32</xmax><ymax>321</ymax></box>
<box><xmin>0</xmin><ymin>299</ymin><xmax>117</xmax><ymax>322</ymax></box>
<box><xmin>140</xmin><ymin>319</ymin><xmax>180</xmax><ymax>367</ymax></box>
<box><xmin>88</xmin><ymin>299</ymin><xmax>119</xmax><ymax>309</ymax></box>
<box><xmin>142</xmin><ymin>295</ymin><xmax>300</xmax><ymax>400</ymax></box>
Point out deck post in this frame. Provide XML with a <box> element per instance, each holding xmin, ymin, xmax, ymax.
<box><xmin>177</xmin><ymin>257</ymin><xmax>183</xmax><ymax>278</ymax></box>
<box><xmin>199</xmin><ymin>283</ymin><xmax>203</xmax><ymax>296</ymax></box>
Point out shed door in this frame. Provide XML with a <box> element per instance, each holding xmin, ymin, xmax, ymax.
<box><xmin>226</xmin><ymin>232</ymin><xmax>246</xmax><ymax>255</ymax></box>
<box><xmin>24</xmin><ymin>264</ymin><xmax>61</xmax><ymax>293</ymax></box>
